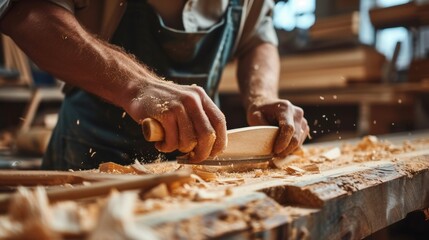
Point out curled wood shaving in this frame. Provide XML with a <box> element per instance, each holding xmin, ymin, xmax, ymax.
<box><xmin>131</xmin><ymin>160</ymin><xmax>152</xmax><ymax>174</ymax></box>
<box><xmin>285</xmin><ymin>166</ymin><xmax>306</xmax><ymax>176</ymax></box>
<box><xmin>191</xmin><ymin>167</ymin><xmax>217</xmax><ymax>181</ymax></box>
<box><xmin>194</xmin><ymin>189</ymin><xmax>226</xmax><ymax>202</ymax></box>
<box><xmin>89</xmin><ymin>191</ymin><xmax>158</xmax><ymax>240</ymax></box>
<box><xmin>141</xmin><ymin>183</ymin><xmax>170</xmax><ymax>200</ymax></box>
<box><xmin>215</xmin><ymin>178</ymin><xmax>245</xmax><ymax>185</ymax></box>
<box><xmin>320</xmin><ymin>147</ymin><xmax>341</xmax><ymax>161</ymax></box>
<box><xmin>190</xmin><ymin>174</ymin><xmax>210</xmax><ymax>188</ymax></box>
<box><xmin>99</xmin><ymin>162</ymin><xmax>137</xmax><ymax>174</ymax></box>
<box><xmin>301</xmin><ymin>164</ymin><xmax>320</xmax><ymax>173</ymax></box>
<box><xmin>254</xmin><ymin>169</ymin><xmax>264</xmax><ymax>177</ymax></box>
<box><xmin>272</xmin><ymin>155</ymin><xmax>302</xmax><ymax>169</ymax></box>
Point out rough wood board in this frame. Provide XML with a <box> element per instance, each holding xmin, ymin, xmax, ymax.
<box><xmin>131</xmin><ymin>139</ymin><xmax>429</xmax><ymax>239</ymax></box>
<box><xmin>136</xmin><ymin>192</ymin><xmax>290</xmax><ymax>239</ymax></box>
<box><xmin>1</xmin><ymin>133</ymin><xmax>428</xmax><ymax>239</ymax></box>
<box><xmin>0</xmin><ymin>170</ymin><xmax>141</xmax><ymax>186</ymax></box>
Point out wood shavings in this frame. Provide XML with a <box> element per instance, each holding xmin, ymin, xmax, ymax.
<box><xmin>320</xmin><ymin>147</ymin><xmax>341</xmax><ymax>161</ymax></box>
<box><xmin>131</xmin><ymin>160</ymin><xmax>152</xmax><ymax>174</ymax></box>
<box><xmin>254</xmin><ymin>169</ymin><xmax>264</xmax><ymax>177</ymax></box>
<box><xmin>190</xmin><ymin>174</ymin><xmax>210</xmax><ymax>188</ymax></box>
<box><xmin>191</xmin><ymin>167</ymin><xmax>217</xmax><ymax>181</ymax></box>
<box><xmin>272</xmin><ymin>155</ymin><xmax>302</xmax><ymax>169</ymax></box>
<box><xmin>89</xmin><ymin>191</ymin><xmax>159</xmax><ymax>240</ymax></box>
<box><xmin>1</xmin><ymin>187</ymin><xmax>59</xmax><ymax>239</ymax></box>
<box><xmin>50</xmin><ymin>201</ymin><xmax>99</xmax><ymax>235</ymax></box>
<box><xmin>301</xmin><ymin>164</ymin><xmax>320</xmax><ymax>173</ymax></box>
<box><xmin>99</xmin><ymin>162</ymin><xmax>137</xmax><ymax>174</ymax></box>
<box><xmin>134</xmin><ymin>199</ymin><xmax>166</xmax><ymax>214</ymax></box>
<box><xmin>285</xmin><ymin>166</ymin><xmax>306</xmax><ymax>176</ymax></box>
<box><xmin>141</xmin><ymin>183</ymin><xmax>169</xmax><ymax>200</ymax></box>
<box><xmin>194</xmin><ymin>189</ymin><xmax>226</xmax><ymax>201</ymax></box>
<box><xmin>215</xmin><ymin>178</ymin><xmax>245</xmax><ymax>185</ymax></box>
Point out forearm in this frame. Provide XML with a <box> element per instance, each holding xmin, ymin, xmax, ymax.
<box><xmin>0</xmin><ymin>0</ymin><xmax>155</xmax><ymax>110</ymax></box>
<box><xmin>236</xmin><ymin>43</ymin><xmax>280</xmax><ymax>109</ymax></box>
<box><xmin>237</xmin><ymin>43</ymin><xmax>308</xmax><ymax>155</ymax></box>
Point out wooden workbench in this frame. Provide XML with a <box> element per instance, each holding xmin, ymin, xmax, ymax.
<box><xmin>0</xmin><ymin>131</ymin><xmax>428</xmax><ymax>239</ymax></box>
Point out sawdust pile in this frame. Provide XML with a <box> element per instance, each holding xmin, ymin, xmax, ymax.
<box><xmin>0</xmin><ymin>135</ymin><xmax>425</xmax><ymax>239</ymax></box>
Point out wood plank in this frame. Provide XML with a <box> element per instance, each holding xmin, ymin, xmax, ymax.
<box><xmin>136</xmin><ymin>192</ymin><xmax>290</xmax><ymax>239</ymax></box>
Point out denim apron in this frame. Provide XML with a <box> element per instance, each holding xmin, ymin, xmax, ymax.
<box><xmin>42</xmin><ymin>0</ymin><xmax>242</xmax><ymax>170</ymax></box>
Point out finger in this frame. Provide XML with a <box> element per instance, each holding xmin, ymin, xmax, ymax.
<box><xmin>278</xmin><ymin>109</ymin><xmax>308</xmax><ymax>156</ymax></box>
<box><xmin>276</xmin><ymin>137</ymin><xmax>300</xmax><ymax>158</ymax></box>
<box><xmin>273</xmin><ymin>114</ymin><xmax>294</xmax><ymax>154</ymax></box>
<box><xmin>176</xmin><ymin>106</ymin><xmax>197</xmax><ymax>153</ymax></box>
<box><xmin>184</xmin><ymin>90</ymin><xmax>216</xmax><ymax>162</ymax></box>
<box><xmin>200</xmin><ymin>93</ymin><xmax>227</xmax><ymax>157</ymax></box>
<box><xmin>247</xmin><ymin>110</ymin><xmax>270</xmax><ymax>126</ymax></box>
<box><xmin>299</xmin><ymin>118</ymin><xmax>309</xmax><ymax>145</ymax></box>
<box><xmin>154</xmin><ymin>114</ymin><xmax>179</xmax><ymax>153</ymax></box>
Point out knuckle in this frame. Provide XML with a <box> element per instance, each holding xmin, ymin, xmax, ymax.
<box><xmin>181</xmin><ymin>93</ymin><xmax>199</xmax><ymax>107</ymax></box>
<box><xmin>295</xmin><ymin>107</ymin><xmax>304</xmax><ymax>118</ymax></box>
<box><xmin>191</xmin><ymin>85</ymin><xmax>205</xmax><ymax>94</ymax></box>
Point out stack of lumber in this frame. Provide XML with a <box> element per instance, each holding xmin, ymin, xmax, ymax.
<box><xmin>1</xmin><ymin>34</ymin><xmax>32</xmax><ymax>86</ymax></box>
<box><xmin>309</xmin><ymin>11</ymin><xmax>360</xmax><ymax>42</ymax></box>
<box><xmin>218</xmin><ymin>45</ymin><xmax>386</xmax><ymax>92</ymax></box>
<box><xmin>369</xmin><ymin>2</ymin><xmax>429</xmax><ymax>29</ymax></box>
<box><xmin>408</xmin><ymin>58</ymin><xmax>429</xmax><ymax>82</ymax></box>
<box><xmin>279</xmin><ymin>45</ymin><xmax>386</xmax><ymax>89</ymax></box>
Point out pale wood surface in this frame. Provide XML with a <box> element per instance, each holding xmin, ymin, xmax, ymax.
<box><xmin>143</xmin><ymin>117</ymin><xmax>279</xmax><ymax>161</ymax></box>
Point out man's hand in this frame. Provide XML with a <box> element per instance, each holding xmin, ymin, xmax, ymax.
<box><xmin>246</xmin><ymin>97</ymin><xmax>309</xmax><ymax>157</ymax></box>
<box><xmin>126</xmin><ymin>80</ymin><xmax>227</xmax><ymax>163</ymax></box>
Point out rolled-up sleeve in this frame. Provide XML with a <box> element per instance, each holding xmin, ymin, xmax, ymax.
<box><xmin>0</xmin><ymin>0</ymin><xmax>82</xmax><ymax>20</ymax></box>
<box><xmin>234</xmin><ymin>0</ymin><xmax>278</xmax><ymax>57</ymax></box>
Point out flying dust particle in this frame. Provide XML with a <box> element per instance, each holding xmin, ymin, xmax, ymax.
<box><xmin>91</xmin><ymin>152</ymin><xmax>96</xmax><ymax>158</ymax></box>
<box><xmin>319</xmin><ymin>96</ymin><xmax>325</xmax><ymax>100</ymax></box>
<box><xmin>373</xmin><ymin>120</ymin><xmax>377</xmax><ymax>125</ymax></box>
<box><xmin>398</xmin><ymin>99</ymin><xmax>402</xmax><ymax>104</ymax></box>
<box><xmin>333</xmin><ymin>95</ymin><xmax>337</xmax><ymax>100</ymax></box>
<box><xmin>77</xmin><ymin>120</ymin><xmax>80</xmax><ymax>125</ymax></box>
<box><xmin>122</xmin><ymin>112</ymin><xmax>126</xmax><ymax>118</ymax></box>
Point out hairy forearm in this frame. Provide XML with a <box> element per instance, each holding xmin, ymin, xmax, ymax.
<box><xmin>236</xmin><ymin>43</ymin><xmax>280</xmax><ymax>109</ymax></box>
<box><xmin>0</xmin><ymin>0</ymin><xmax>156</xmax><ymax>110</ymax></box>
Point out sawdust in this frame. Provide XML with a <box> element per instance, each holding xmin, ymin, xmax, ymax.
<box><xmin>2</xmin><ymin>135</ymin><xmax>429</xmax><ymax>239</ymax></box>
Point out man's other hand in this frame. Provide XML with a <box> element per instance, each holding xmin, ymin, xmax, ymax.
<box><xmin>246</xmin><ymin>97</ymin><xmax>309</xmax><ymax>157</ymax></box>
